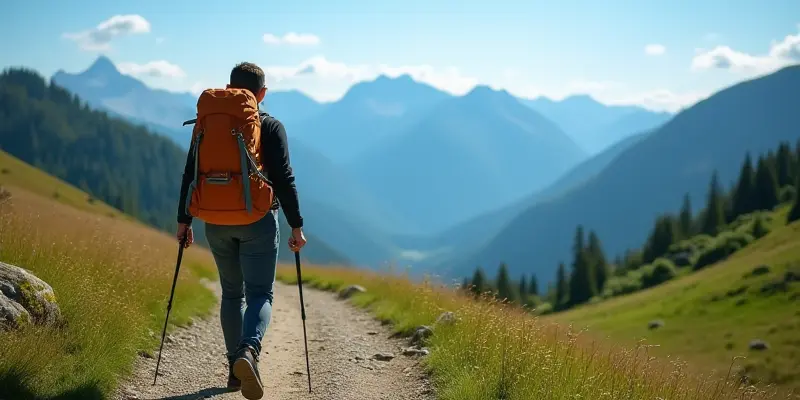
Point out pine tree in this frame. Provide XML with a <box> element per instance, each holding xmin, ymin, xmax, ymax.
<box><xmin>529</xmin><ymin>274</ymin><xmax>539</xmax><ymax>296</ymax></box>
<box><xmin>753</xmin><ymin>156</ymin><xmax>780</xmax><ymax>211</ymax></box>
<box><xmin>495</xmin><ymin>263</ymin><xmax>516</xmax><ymax>303</ymax></box>
<box><xmin>776</xmin><ymin>142</ymin><xmax>794</xmax><ymax>188</ymax></box>
<box><xmin>702</xmin><ymin>171</ymin><xmax>726</xmax><ymax>236</ymax></box>
<box><xmin>461</xmin><ymin>277</ymin><xmax>470</xmax><ymax>292</ymax></box>
<box><xmin>790</xmin><ymin>174</ymin><xmax>800</xmax><ymax>223</ymax></box>
<box><xmin>518</xmin><ymin>274</ymin><xmax>528</xmax><ymax>305</ymax></box>
<box><xmin>555</xmin><ymin>263</ymin><xmax>568</xmax><ymax>308</ymax></box>
<box><xmin>679</xmin><ymin>193</ymin><xmax>693</xmax><ymax>237</ymax></box>
<box><xmin>731</xmin><ymin>153</ymin><xmax>755</xmax><ymax>218</ymax></box>
<box><xmin>587</xmin><ymin>230</ymin><xmax>609</xmax><ymax>293</ymax></box>
<box><xmin>470</xmin><ymin>267</ymin><xmax>487</xmax><ymax>296</ymax></box>
<box><xmin>568</xmin><ymin>225</ymin><xmax>596</xmax><ymax>306</ymax></box>
<box><xmin>643</xmin><ymin>215</ymin><xmax>678</xmax><ymax>263</ymax></box>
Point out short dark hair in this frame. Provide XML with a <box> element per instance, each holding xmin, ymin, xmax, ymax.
<box><xmin>229</xmin><ymin>62</ymin><xmax>265</xmax><ymax>96</ymax></box>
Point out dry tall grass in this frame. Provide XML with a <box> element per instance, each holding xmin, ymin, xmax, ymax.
<box><xmin>277</xmin><ymin>265</ymin><xmax>795</xmax><ymax>400</ymax></box>
<box><xmin>0</xmin><ymin>188</ymin><xmax>217</xmax><ymax>399</ymax></box>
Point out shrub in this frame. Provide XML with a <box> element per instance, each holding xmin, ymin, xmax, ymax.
<box><xmin>694</xmin><ymin>231</ymin><xmax>754</xmax><ymax>270</ymax></box>
<box><xmin>603</xmin><ymin>270</ymin><xmax>644</xmax><ymax>298</ymax></box>
<box><xmin>751</xmin><ymin>215</ymin><xmax>771</xmax><ymax>239</ymax></box>
<box><xmin>532</xmin><ymin>302</ymin><xmax>553</xmax><ymax>315</ymax></box>
<box><xmin>779</xmin><ymin>185</ymin><xmax>795</xmax><ymax>204</ymax></box>
<box><xmin>643</xmin><ymin>258</ymin><xmax>678</xmax><ymax>288</ymax></box>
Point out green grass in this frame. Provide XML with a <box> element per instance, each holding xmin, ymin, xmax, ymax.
<box><xmin>548</xmin><ymin>206</ymin><xmax>800</xmax><ymax>394</ymax></box>
<box><xmin>0</xmin><ymin>149</ymin><xmax>129</xmax><ymax>220</ymax></box>
<box><xmin>277</xmin><ymin>264</ymin><xmax>787</xmax><ymax>399</ymax></box>
<box><xmin>0</xmin><ymin>157</ymin><xmax>218</xmax><ymax>399</ymax></box>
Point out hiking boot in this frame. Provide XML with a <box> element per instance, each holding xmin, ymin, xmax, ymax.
<box><xmin>233</xmin><ymin>345</ymin><xmax>263</xmax><ymax>400</ymax></box>
<box><xmin>226</xmin><ymin>358</ymin><xmax>241</xmax><ymax>391</ymax></box>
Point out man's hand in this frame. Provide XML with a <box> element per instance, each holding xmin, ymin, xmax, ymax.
<box><xmin>177</xmin><ymin>223</ymin><xmax>193</xmax><ymax>248</ymax></box>
<box><xmin>288</xmin><ymin>227</ymin><xmax>307</xmax><ymax>252</ymax></box>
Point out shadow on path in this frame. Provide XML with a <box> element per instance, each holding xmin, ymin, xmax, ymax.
<box><xmin>0</xmin><ymin>369</ymin><xmax>104</xmax><ymax>400</ymax></box>
<box><xmin>150</xmin><ymin>387</ymin><xmax>233</xmax><ymax>400</ymax></box>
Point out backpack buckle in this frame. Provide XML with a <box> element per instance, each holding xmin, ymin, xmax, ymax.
<box><xmin>205</xmin><ymin>172</ymin><xmax>232</xmax><ymax>185</ymax></box>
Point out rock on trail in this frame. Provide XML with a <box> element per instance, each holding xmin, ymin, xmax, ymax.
<box><xmin>117</xmin><ymin>282</ymin><xmax>434</xmax><ymax>400</ymax></box>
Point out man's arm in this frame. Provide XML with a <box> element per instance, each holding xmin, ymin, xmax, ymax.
<box><xmin>176</xmin><ymin>141</ymin><xmax>195</xmax><ymax>225</ymax></box>
<box><xmin>261</xmin><ymin>118</ymin><xmax>303</xmax><ymax>229</ymax></box>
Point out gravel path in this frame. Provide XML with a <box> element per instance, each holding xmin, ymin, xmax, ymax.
<box><xmin>116</xmin><ymin>281</ymin><xmax>435</xmax><ymax>400</ymax></box>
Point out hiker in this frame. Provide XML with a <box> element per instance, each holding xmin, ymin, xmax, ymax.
<box><xmin>175</xmin><ymin>61</ymin><xmax>307</xmax><ymax>399</ymax></box>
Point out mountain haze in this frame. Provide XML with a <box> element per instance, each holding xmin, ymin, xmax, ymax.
<box><xmin>348</xmin><ymin>85</ymin><xmax>587</xmax><ymax>233</ymax></box>
<box><xmin>289</xmin><ymin>74</ymin><xmax>453</xmax><ymax>163</ymax></box>
<box><xmin>458</xmin><ymin>64</ymin><xmax>800</xmax><ymax>284</ymax></box>
<box><xmin>521</xmin><ymin>94</ymin><xmax>672</xmax><ymax>154</ymax></box>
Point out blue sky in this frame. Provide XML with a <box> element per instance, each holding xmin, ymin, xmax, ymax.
<box><xmin>1</xmin><ymin>0</ymin><xmax>798</xmax><ymax>111</ymax></box>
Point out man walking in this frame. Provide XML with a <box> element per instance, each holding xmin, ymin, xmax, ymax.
<box><xmin>175</xmin><ymin>61</ymin><xmax>306</xmax><ymax>399</ymax></box>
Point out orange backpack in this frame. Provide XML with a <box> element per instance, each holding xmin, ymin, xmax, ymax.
<box><xmin>181</xmin><ymin>88</ymin><xmax>274</xmax><ymax>226</ymax></box>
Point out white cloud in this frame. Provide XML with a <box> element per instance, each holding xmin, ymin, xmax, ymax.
<box><xmin>117</xmin><ymin>60</ymin><xmax>186</xmax><ymax>78</ymax></box>
<box><xmin>263</xmin><ymin>33</ymin><xmax>320</xmax><ymax>46</ymax></box>
<box><xmin>603</xmin><ymin>89</ymin><xmax>710</xmax><ymax>113</ymax></box>
<box><xmin>63</xmin><ymin>14</ymin><xmax>151</xmax><ymax>51</ymax></box>
<box><xmin>692</xmin><ymin>25</ymin><xmax>800</xmax><ymax>74</ymax></box>
<box><xmin>189</xmin><ymin>82</ymin><xmax>207</xmax><ymax>95</ymax></box>
<box><xmin>261</xmin><ymin>56</ymin><xmax>706</xmax><ymax>112</ymax></box>
<box><xmin>644</xmin><ymin>44</ymin><xmax>666</xmax><ymax>56</ymax></box>
<box><xmin>263</xmin><ymin>56</ymin><xmax>478</xmax><ymax>99</ymax></box>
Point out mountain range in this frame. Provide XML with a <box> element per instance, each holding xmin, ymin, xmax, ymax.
<box><xmin>454</xmin><ymin>64</ymin><xmax>800</xmax><ymax>284</ymax></box>
<box><xmin>45</xmin><ymin>55</ymin><xmax>755</xmax><ymax>280</ymax></box>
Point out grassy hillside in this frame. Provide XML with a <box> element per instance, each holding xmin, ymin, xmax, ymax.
<box><xmin>0</xmin><ymin>149</ymin><xmax>127</xmax><ymax>219</ymax></box>
<box><xmin>0</xmin><ymin>176</ymin><xmax>217</xmax><ymax>398</ymax></box>
<box><xmin>547</xmin><ymin>207</ymin><xmax>800</xmax><ymax>392</ymax></box>
<box><xmin>276</xmin><ymin>265</ymin><xmax>784</xmax><ymax>399</ymax></box>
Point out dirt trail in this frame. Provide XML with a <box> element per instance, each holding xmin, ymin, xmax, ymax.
<box><xmin>117</xmin><ymin>281</ymin><xmax>434</xmax><ymax>400</ymax></box>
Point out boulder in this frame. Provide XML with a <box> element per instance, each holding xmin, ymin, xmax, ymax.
<box><xmin>0</xmin><ymin>262</ymin><xmax>62</xmax><ymax>331</ymax></box>
<box><xmin>410</xmin><ymin>325</ymin><xmax>433</xmax><ymax>346</ymax></box>
<box><xmin>647</xmin><ymin>320</ymin><xmax>664</xmax><ymax>330</ymax></box>
<box><xmin>435</xmin><ymin>311</ymin><xmax>456</xmax><ymax>326</ymax></box>
<box><xmin>402</xmin><ymin>347</ymin><xmax>430</xmax><ymax>357</ymax></box>
<box><xmin>371</xmin><ymin>352</ymin><xmax>395</xmax><ymax>361</ymax></box>
<box><xmin>748</xmin><ymin>339</ymin><xmax>769</xmax><ymax>351</ymax></box>
<box><xmin>338</xmin><ymin>285</ymin><xmax>366</xmax><ymax>300</ymax></box>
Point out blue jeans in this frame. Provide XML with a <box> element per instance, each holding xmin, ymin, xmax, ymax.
<box><xmin>204</xmin><ymin>210</ymin><xmax>279</xmax><ymax>360</ymax></box>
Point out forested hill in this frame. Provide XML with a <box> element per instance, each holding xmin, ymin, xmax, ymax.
<box><xmin>0</xmin><ymin>68</ymin><xmax>184</xmax><ymax>230</ymax></box>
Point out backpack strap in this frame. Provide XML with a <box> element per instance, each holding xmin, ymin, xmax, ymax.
<box><xmin>184</xmin><ymin>127</ymin><xmax>204</xmax><ymax>213</ymax></box>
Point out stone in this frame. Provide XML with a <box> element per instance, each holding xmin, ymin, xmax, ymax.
<box><xmin>435</xmin><ymin>311</ymin><xmax>456</xmax><ymax>326</ymax></box>
<box><xmin>402</xmin><ymin>347</ymin><xmax>430</xmax><ymax>357</ymax></box>
<box><xmin>410</xmin><ymin>325</ymin><xmax>433</xmax><ymax>346</ymax></box>
<box><xmin>748</xmin><ymin>339</ymin><xmax>769</xmax><ymax>351</ymax></box>
<box><xmin>338</xmin><ymin>285</ymin><xmax>367</xmax><ymax>300</ymax></box>
<box><xmin>0</xmin><ymin>261</ymin><xmax>62</xmax><ymax>331</ymax></box>
<box><xmin>372</xmin><ymin>352</ymin><xmax>395</xmax><ymax>361</ymax></box>
<box><xmin>648</xmin><ymin>320</ymin><xmax>665</xmax><ymax>330</ymax></box>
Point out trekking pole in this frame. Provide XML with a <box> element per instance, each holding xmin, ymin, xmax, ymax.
<box><xmin>294</xmin><ymin>251</ymin><xmax>312</xmax><ymax>393</ymax></box>
<box><xmin>153</xmin><ymin>237</ymin><xmax>187</xmax><ymax>385</ymax></box>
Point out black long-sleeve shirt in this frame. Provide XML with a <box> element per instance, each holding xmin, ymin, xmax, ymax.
<box><xmin>177</xmin><ymin>114</ymin><xmax>304</xmax><ymax>229</ymax></box>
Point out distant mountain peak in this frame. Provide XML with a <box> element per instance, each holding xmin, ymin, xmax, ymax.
<box><xmin>84</xmin><ymin>55</ymin><xmax>119</xmax><ymax>76</ymax></box>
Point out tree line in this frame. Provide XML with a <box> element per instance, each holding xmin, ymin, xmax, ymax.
<box><xmin>0</xmin><ymin>67</ymin><xmax>187</xmax><ymax>232</ymax></box>
<box><xmin>463</xmin><ymin>138</ymin><xmax>800</xmax><ymax>312</ymax></box>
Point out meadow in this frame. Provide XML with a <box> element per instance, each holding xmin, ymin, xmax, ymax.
<box><xmin>277</xmin><ymin>258</ymin><xmax>796</xmax><ymax>399</ymax></box>
<box><xmin>2</xmin><ymin>146</ymin><xmax>797</xmax><ymax>399</ymax></box>
<box><xmin>0</xmin><ymin>151</ymin><xmax>218</xmax><ymax>399</ymax></box>
<box><xmin>547</xmin><ymin>206</ymin><xmax>800</xmax><ymax>394</ymax></box>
